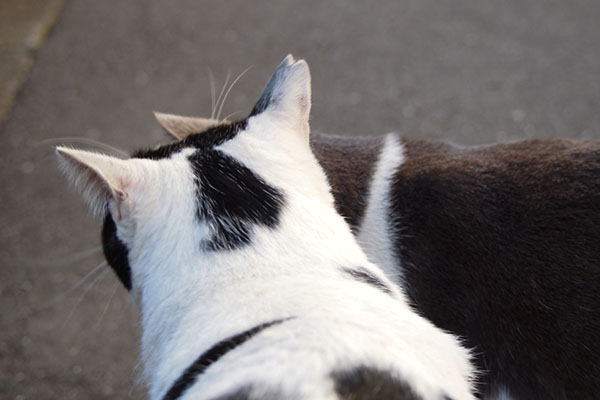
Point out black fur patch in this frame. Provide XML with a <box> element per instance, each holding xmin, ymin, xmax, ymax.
<box><xmin>210</xmin><ymin>387</ymin><xmax>254</xmax><ymax>400</ymax></box>
<box><xmin>133</xmin><ymin>120</ymin><xmax>248</xmax><ymax>160</ymax></box>
<box><xmin>133</xmin><ymin>118</ymin><xmax>283</xmax><ymax>251</ymax></box>
<box><xmin>162</xmin><ymin>319</ymin><xmax>289</xmax><ymax>400</ymax></box>
<box><xmin>332</xmin><ymin>366</ymin><xmax>423</xmax><ymax>400</ymax></box>
<box><xmin>103</xmin><ymin>121</ymin><xmax>249</xmax><ymax>289</ymax></box>
<box><xmin>101</xmin><ymin>213</ymin><xmax>132</xmax><ymax>290</ymax></box>
<box><xmin>342</xmin><ymin>267</ymin><xmax>393</xmax><ymax>295</ymax></box>
<box><xmin>189</xmin><ymin>149</ymin><xmax>284</xmax><ymax>251</ymax></box>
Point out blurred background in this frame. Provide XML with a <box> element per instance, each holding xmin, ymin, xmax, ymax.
<box><xmin>1</xmin><ymin>0</ymin><xmax>599</xmax><ymax>398</ymax></box>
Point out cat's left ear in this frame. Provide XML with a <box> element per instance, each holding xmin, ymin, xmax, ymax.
<box><xmin>250</xmin><ymin>55</ymin><xmax>311</xmax><ymax>142</ymax></box>
<box><xmin>56</xmin><ymin>147</ymin><xmax>138</xmax><ymax>219</ymax></box>
<box><xmin>153</xmin><ymin>112</ymin><xmax>221</xmax><ymax>140</ymax></box>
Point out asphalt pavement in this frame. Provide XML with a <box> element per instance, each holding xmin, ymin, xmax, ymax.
<box><xmin>1</xmin><ymin>0</ymin><xmax>599</xmax><ymax>398</ymax></box>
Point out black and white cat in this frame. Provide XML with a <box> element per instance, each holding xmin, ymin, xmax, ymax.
<box><xmin>58</xmin><ymin>56</ymin><xmax>475</xmax><ymax>400</ymax></box>
<box><xmin>156</xmin><ymin>59</ymin><xmax>600</xmax><ymax>399</ymax></box>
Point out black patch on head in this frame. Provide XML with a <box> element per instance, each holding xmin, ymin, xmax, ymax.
<box><xmin>133</xmin><ymin>119</ymin><xmax>248</xmax><ymax>160</ymax></box>
<box><xmin>189</xmin><ymin>149</ymin><xmax>284</xmax><ymax>251</ymax></box>
<box><xmin>332</xmin><ymin>366</ymin><xmax>423</xmax><ymax>400</ymax></box>
<box><xmin>342</xmin><ymin>267</ymin><xmax>393</xmax><ymax>295</ymax></box>
<box><xmin>101</xmin><ymin>213</ymin><xmax>132</xmax><ymax>290</ymax></box>
<box><xmin>132</xmin><ymin>118</ymin><xmax>283</xmax><ymax>251</ymax></box>
<box><xmin>162</xmin><ymin>318</ymin><xmax>289</xmax><ymax>400</ymax></box>
<box><xmin>99</xmin><ymin>123</ymin><xmax>246</xmax><ymax>290</ymax></box>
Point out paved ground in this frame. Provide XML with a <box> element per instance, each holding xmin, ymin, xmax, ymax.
<box><xmin>0</xmin><ymin>0</ymin><xmax>65</xmax><ymax>126</ymax></box>
<box><xmin>1</xmin><ymin>0</ymin><xmax>599</xmax><ymax>398</ymax></box>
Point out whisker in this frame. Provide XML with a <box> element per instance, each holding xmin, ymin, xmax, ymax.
<box><xmin>130</xmin><ymin>370</ymin><xmax>144</xmax><ymax>397</ymax></box>
<box><xmin>62</xmin><ymin>267</ymin><xmax>110</xmax><ymax>328</ymax></box>
<box><xmin>61</xmin><ymin>260</ymin><xmax>108</xmax><ymax>299</ymax></box>
<box><xmin>95</xmin><ymin>282</ymin><xmax>119</xmax><ymax>329</ymax></box>
<box><xmin>129</xmin><ymin>380</ymin><xmax>138</xmax><ymax>398</ymax></box>
<box><xmin>221</xmin><ymin>111</ymin><xmax>241</xmax><ymax>122</ymax></box>
<box><xmin>216</xmin><ymin>66</ymin><xmax>252</xmax><ymax>120</ymax></box>
<box><xmin>131</xmin><ymin>359</ymin><xmax>146</xmax><ymax>396</ymax></box>
<box><xmin>116</xmin><ymin>295</ymin><xmax>135</xmax><ymax>327</ymax></box>
<box><xmin>130</xmin><ymin>325</ymin><xmax>149</xmax><ymax>396</ymax></box>
<box><xmin>213</xmin><ymin>69</ymin><xmax>231</xmax><ymax>120</ymax></box>
<box><xmin>24</xmin><ymin>245</ymin><xmax>103</xmax><ymax>267</ymax></box>
<box><xmin>38</xmin><ymin>137</ymin><xmax>129</xmax><ymax>158</ymax></box>
<box><xmin>207</xmin><ymin>67</ymin><xmax>216</xmax><ymax>120</ymax></box>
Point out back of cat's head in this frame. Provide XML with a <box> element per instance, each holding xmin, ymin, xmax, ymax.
<box><xmin>56</xmin><ymin>55</ymin><xmax>356</xmax><ymax>299</ymax></box>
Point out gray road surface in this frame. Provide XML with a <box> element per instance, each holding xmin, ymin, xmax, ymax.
<box><xmin>1</xmin><ymin>0</ymin><xmax>599</xmax><ymax>398</ymax></box>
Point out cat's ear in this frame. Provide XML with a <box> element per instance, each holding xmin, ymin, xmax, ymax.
<box><xmin>250</xmin><ymin>55</ymin><xmax>311</xmax><ymax>141</ymax></box>
<box><xmin>153</xmin><ymin>111</ymin><xmax>221</xmax><ymax>140</ymax></box>
<box><xmin>56</xmin><ymin>147</ymin><xmax>134</xmax><ymax>218</ymax></box>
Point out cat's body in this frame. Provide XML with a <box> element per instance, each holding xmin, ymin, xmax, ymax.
<box><xmin>312</xmin><ymin>133</ymin><xmax>600</xmax><ymax>399</ymax></box>
<box><xmin>154</xmin><ymin>94</ymin><xmax>600</xmax><ymax>398</ymax></box>
<box><xmin>58</xmin><ymin>57</ymin><xmax>475</xmax><ymax>400</ymax></box>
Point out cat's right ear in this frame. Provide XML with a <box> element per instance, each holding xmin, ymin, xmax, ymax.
<box><xmin>56</xmin><ymin>147</ymin><xmax>134</xmax><ymax>219</ymax></box>
<box><xmin>249</xmin><ymin>55</ymin><xmax>311</xmax><ymax>142</ymax></box>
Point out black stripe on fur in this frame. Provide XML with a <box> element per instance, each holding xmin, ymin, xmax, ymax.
<box><xmin>162</xmin><ymin>318</ymin><xmax>289</xmax><ymax>400</ymax></box>
<box><xmin>342</xmin><ymin>267</ymin><xmax>393</xmax><ymax>295</ymax></box>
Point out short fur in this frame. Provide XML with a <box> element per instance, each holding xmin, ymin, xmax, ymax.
<box><xmin>310</xmin><ymin>133</ymin><xmax>382</xmax><ymax>231</ymax></box>
<box><xmin>390</xmin><ymin>138</ymin><xmax>600</xmax><ymax>399</ymax></box>
<box><xmin>58</xmin><ymin>56</ymin><xmax>475</xmax><ymax>400</ymax></box>
<box><xmin>315</xmin><ymin>136</ymin><xmax>600</xmax><ymax>399</ymax></box>
<box><xmin>332</xmin><ymin>366</ymin><xmax>430</xmax><ymax>400</ymax></box>
<box><xmin>153</xmin><ymin>61</ymin><xmax>600</xmax><ymax>399</ymax></box>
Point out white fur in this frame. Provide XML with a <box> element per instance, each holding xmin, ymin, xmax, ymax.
<box><xmin>121</xmin><ymin>113</ymin><xmax>474</xmax><ymax>399</ymax></box>
<box><xmin>59</xmin><ymin>57</ymin><xmax>475</xmax><ymax>400</ymax></box>
<box><xmin>56</xmin><ymin>147</ymin><xmax>130</xmax><ymax>217</ymax></box>
<box><xmin>356</xmin><ymin>133</ymin><xmax>406</xmax><ymax>283</ymax></box>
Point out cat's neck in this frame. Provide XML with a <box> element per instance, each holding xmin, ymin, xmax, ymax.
<box><xmin>135</xmin><ymin>193</ymin><xmax>371</xmax><ymax>397</ymax></box>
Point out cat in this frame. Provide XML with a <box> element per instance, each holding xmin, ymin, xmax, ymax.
<box><xmin>155</xmin><ymin>59</ymin><xmax>600</xmax><ymax>399</ymax></box>
<box><xmin>57</xmin><ymin>56</ymin><xmax>475</xmax><ymax>400</ymax></box>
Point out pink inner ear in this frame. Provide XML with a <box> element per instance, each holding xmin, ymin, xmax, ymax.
<box><xmin>56</xmin><ymin>147</ymin><xmax>133</xmax><ymax>217</ymax></box>
<box><xmin>100</xmin><ymin>168</ymin><xmax>136</xmax><ymax>222</ymax></box>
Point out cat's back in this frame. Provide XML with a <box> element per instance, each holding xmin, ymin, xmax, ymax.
<box><xmin>396</xmin><ymin>137</ymin><xmax>600</xmax><ymax>244</ymax></box>
<box><xmin>311</xmin><ymin>132</ymin><xmax>600</xmax><ymax>398</ymax></box>
<box><xmin>180</xmin><ymin>283</ymin><xmax>473</xmax><ymax>400</ymax></box>
<box><xmin>394</xmin><ymin>137</ymin><xmax>600</xmax><ymax>399</ymax></box>
<box><xmin>400</xmin><ymin>137</ymin><xmax>600</xmax><ymax>192</ymax></box>
<box><xmin>395</xmin><ymin>137</ymin><xmax>600</xmax><ymax>265</ymax></box>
